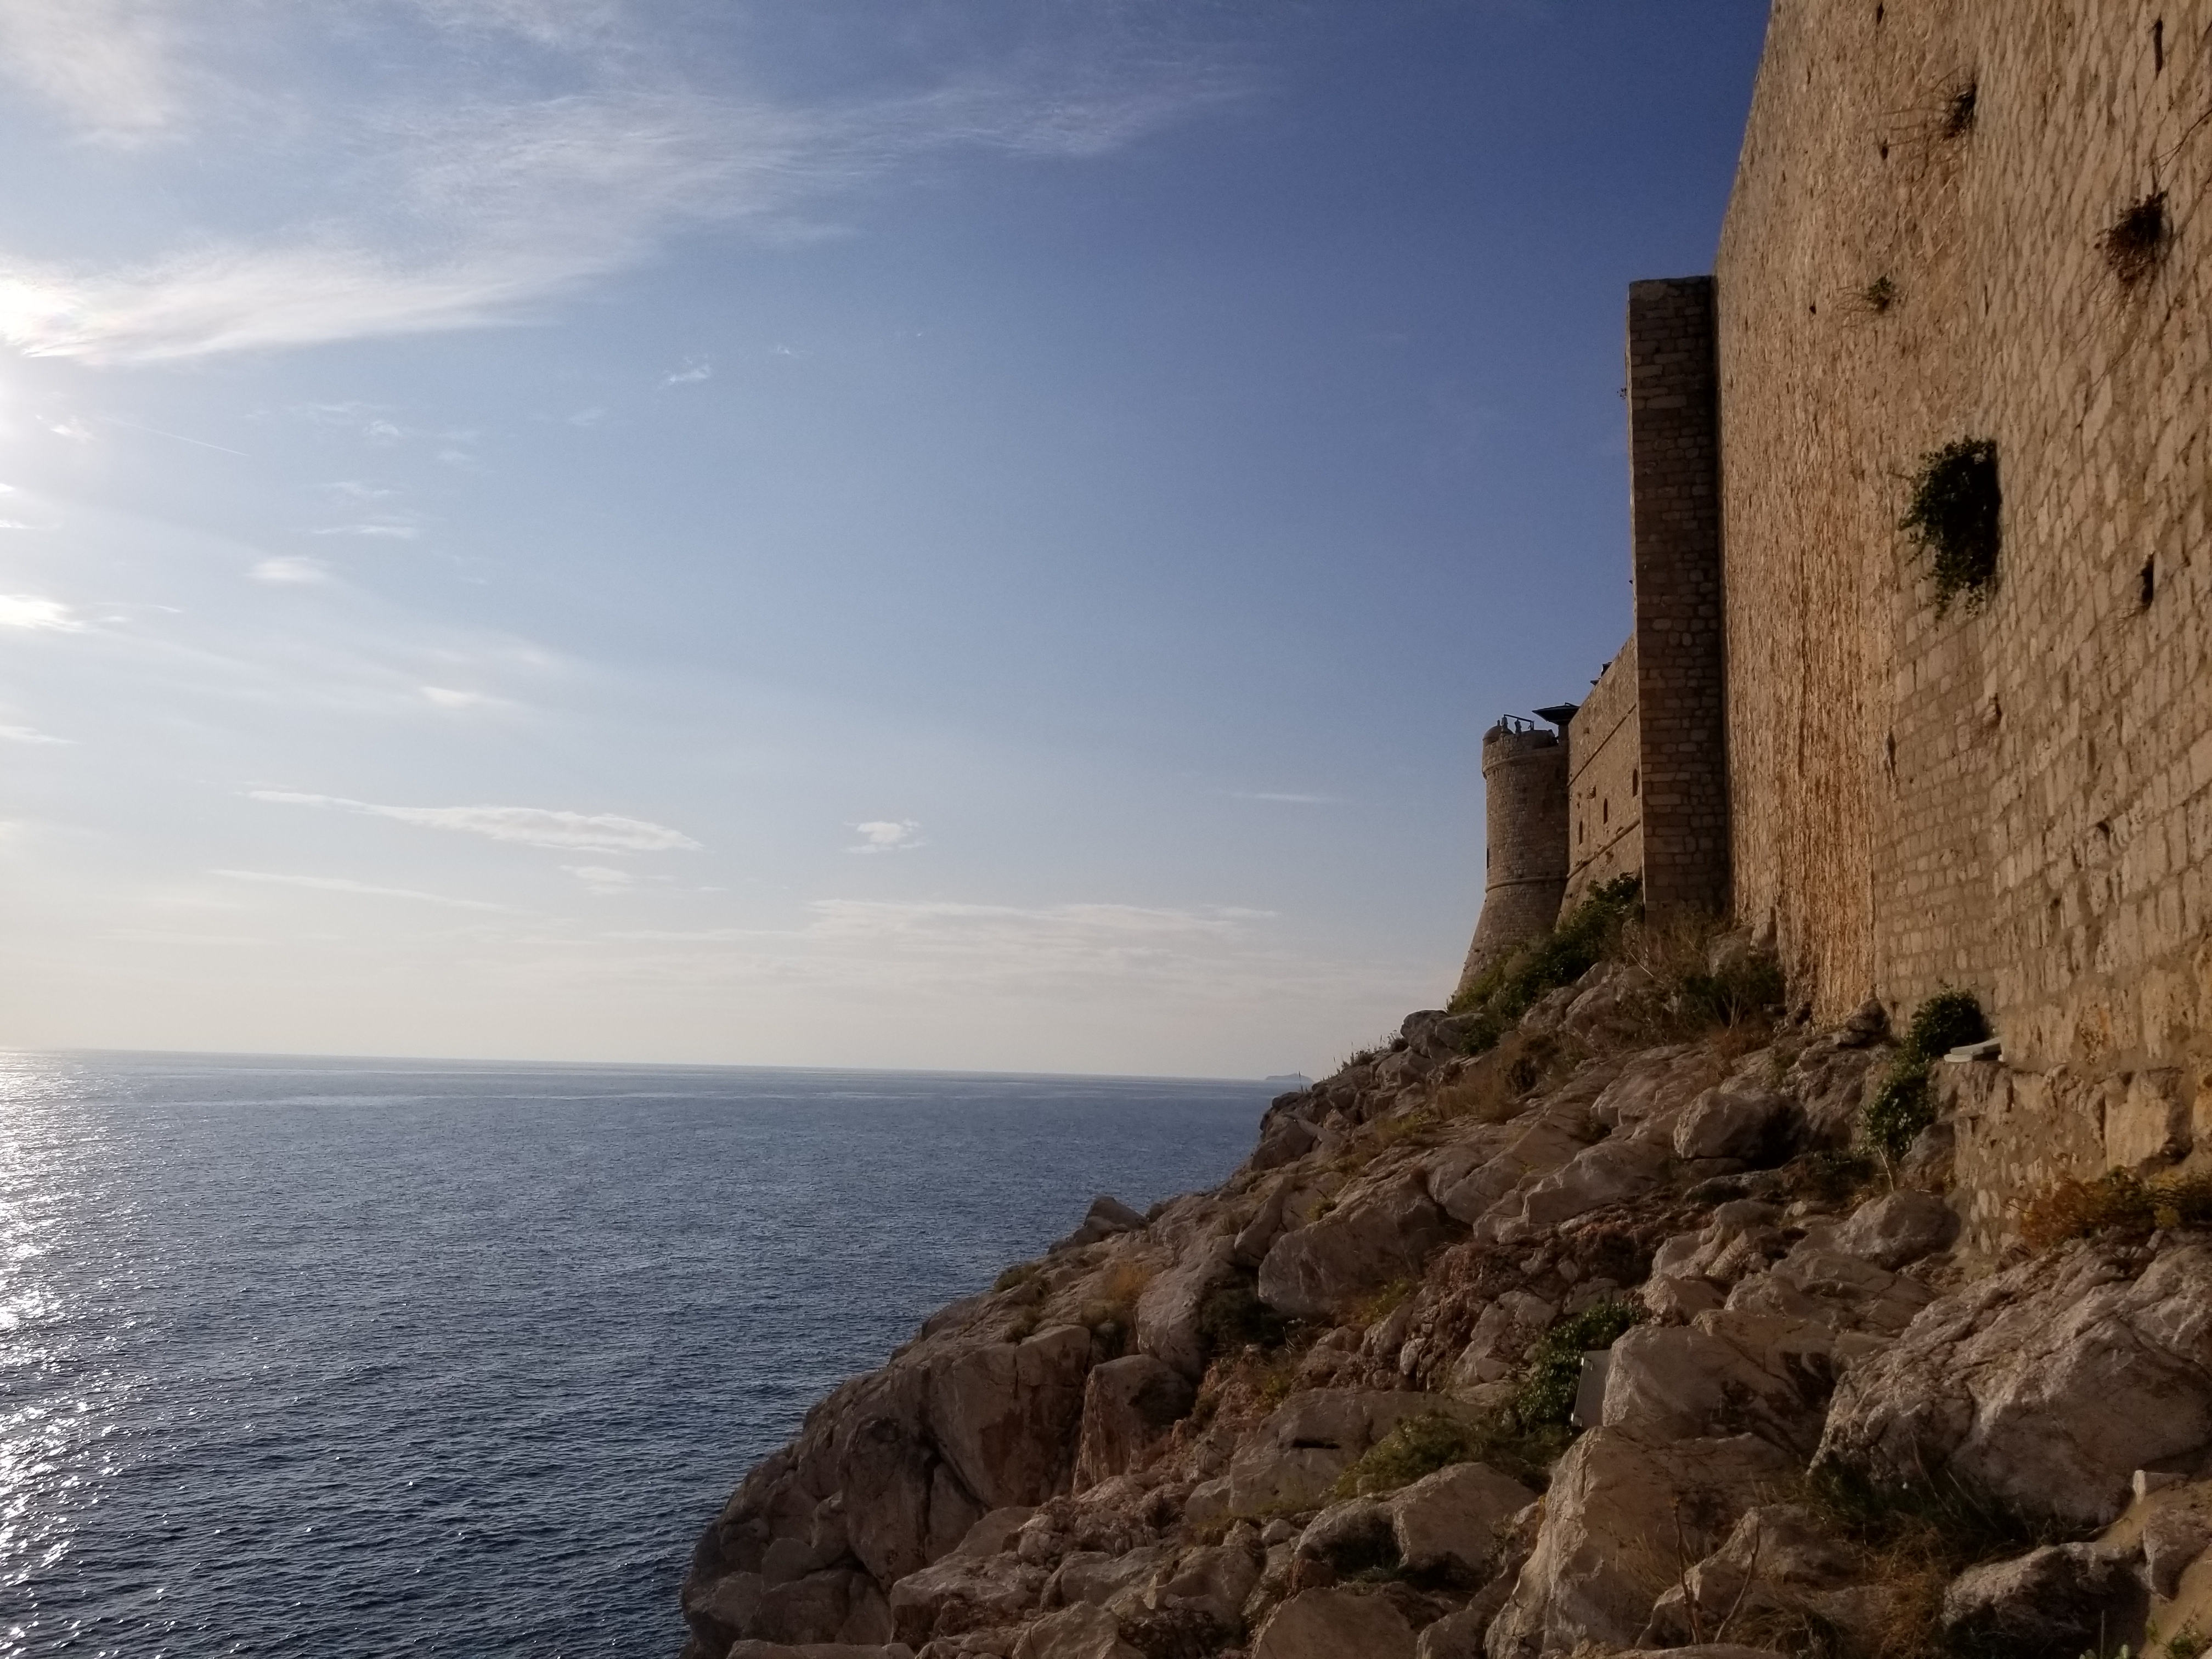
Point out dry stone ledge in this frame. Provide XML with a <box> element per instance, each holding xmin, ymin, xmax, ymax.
<box><xmin>1389</xmin><ymin>1462</ymin><xmax>1539</xmax><ymax>1582</ymax></box>
<box><xmin>1829</xmin><ymin>1188</ymin><xmax>1959</xmax><ymax>1270</ymax></box>
<box><xmin>1073</xmin><ymin>1357</ymin><xmax>1193</xmax><ymax>1489</ymax></box>
<box><xmin>1132</xmin><ymin>1238</ymin><xmax>1236</xmax><ymax>1381</ymax></box>
<box><xmin>1009</xmin><ymin>1602</ymin><xmax>1143</xmax><ymax>1659</ymax></box>
<box><xmin>727</xmin><ymin>1643</ymin><xmax>917</xmax><ymax>1659</ymax></box>
<box><xmin>1941</xmin><ymin>1543</ymin><xmax>2148</xmax><ymax>1659</ymax></box>
<box><xmin>1253</xmin><ymin>1585</ymin><xmax>1418</xmax><ymax>1659</ymax></box>
<box><xmin>1484</xmin><ymin>1429</ymin><xmax>1796</xmax><ymax>1657</ymax></box>
<box><xmin>927</xmin><ymin>1325</ymin><xmax>1094</xmax><ymax>1511</ymax></box>
<box><xmin>1256</xmin><ymin>1169</ymin><xmax>1449</xmax><ymax>1322</ymax></box>
<box><xmin>1819</xmin><ymin>1240</ymin><xmax>2212</xmax><ymax>1528</ymax></box>
<box><xmin>1227</xmin><ymin>1388</ymin><xmax>1443</xmax><ymax>1514</ymax></box>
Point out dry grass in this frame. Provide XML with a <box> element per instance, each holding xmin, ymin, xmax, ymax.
<box><xmin>2020</xmin><ymin>1169</ymin><xmax>2212</xmax><ymax>1249</ymax></box>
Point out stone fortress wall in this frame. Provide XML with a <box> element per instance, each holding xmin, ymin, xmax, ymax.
<box><xmin>1464</xmin><ymin>0</ymin><xmax>2212</xmax><ymax>1215</ymax></box>
<box><xmin>1563</xmin><ymin>637</ymin><xmax>1641</xmax><ymax>907</ymax></box>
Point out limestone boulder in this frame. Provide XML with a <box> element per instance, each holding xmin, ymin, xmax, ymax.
<box><xmin>1589</xmin><ymin>1044</ymin><xmax>1722</xmax><ymax>1131</ymax></box>
<box><xmin>927</xmin><ymin>1325</ymin><xmax>1094</xmax><ymax>1511</ymax></box>
<box><xmin>1045</xmin><ymin>1545</ymin><xmax>1176</xmax><ymax>1610</ymax></box>
<box><xmin>1600</xmin><ymin>1317</ymin><xmax>1837</xmax><ymax>1457</ymax></box>
<box><xmin>1781</xmin><ymin>1031</ymin><xmax>1887</xmax><ymax>1146</ymax></box>
<box><xmin>1053</xmin><ymin>1195</ymin><xmax>1147</xmax><ymax>1252</ymax></box>
<box><xmin>1427</xmin><ymin>1111</ymin><xmax>1592</xmax><ymax>1226</ymax></box>
<box><xmin>727</xmin><ymin>1644</ymin><xmax>917</xmax><ymax>1659</ymax></box>
<box><xmin>1724</xmin><ymin>1238</ymin><xmax>1933</xmax><ymax>1337</ymax></box>
<box><xmin>1291</xmin><ymin>1498</ymin><xmax>1397</xmax><ymax>1585</ymax></box>
<box><xmin>1448</xmin><ymin>1290</ymin><xmax>1556</xmax><ymax>1389</ymax></box>
<box><xmin>1228</xmin><ymin>1389</ymin><xmax>1441</xmax><ymax>1514</ymax></box>
<box><xmin>1258</xmin><ymin>1171</ymin><xmax>1451</xmax><ymax>1322</ymax></box>
<box><xmin>1483</xmin><ymin>1429</ymin><xmax>1796</xmax><ymax>1657</ymax></box>
<box><xmin>1247</xmin><ymin>1114</ymin><xmax>1322</xmax><ymax>1175</ymax></box>
<box><xmin>1133</xmin><ymin>1237</ymin><xmax>1238</xmax><ymax>1379</ymax></box>
<box><xmin>887</xmin><ymin>1549</ymin><xmax>1046</xmax><ymax>1647</ymax></box>
<box><xmin>753</xmin><ymin>1570</ymin><xmax>871</xmax><ymax>1645</ymax></box>
<box><xmin>1073</xmin><ymin>1356</ymin><xmax>1193</xmax><ymax>1488</ymax></box>
<box><xmin>1672</xmin><ymin>1082</ymin><xmax>1797</xmax><ymax>1165</ymax></box>
<box><xmin>1138</xmin><ymin>1543</ymin><xmax>1263</xmax><ymax>1627</ymax></box>
<box><xmin>1942</xmin><ymin>1543</ymin><xmax>2147</xmax><ymax>1659</ymax></box>
<box><xmin>1639</xmin><ymin>1504</ymin><xmax>1866</xmax><ymax>1648</ymax></box>
<box><xmin>1819</xmin><ymin>1240</ymin><xmax>2212</xmax><ymax>1528</ymax></box>
<box><xmin>1477</xmin><ymin>1132</ymin><xmax>1673</xmax><ymax>1243</ymax></box>
<box><xmin>1831</xmin><ymin>1189</ymin><xmax>1958</xmax><ymax>1270</ymax></box>
<box><xmin>1010</xmin><ymin>1603</ymin><xmax>1143</xmax><ymax>1659</ymax></box>
<box><xmin>1254</xmin><ymin>1587</ymin><xmax>1418</xmax><ymax>1659</ymax></box>
<box><xmin>1389</xmin><ymin>1462</ymin><xmax>1538</xmax><ymax>1582</ymax></box>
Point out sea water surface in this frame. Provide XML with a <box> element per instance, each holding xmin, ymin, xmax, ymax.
<box><xmin>0</xmin><ymin>1051</ymin><xmax>1272</xmax><ymax>1656</ymax></box>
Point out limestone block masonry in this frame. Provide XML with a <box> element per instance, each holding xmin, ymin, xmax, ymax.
<box><xmin>1457</xmin><ymin>722</ymin><xmax>1568</xmax><ymax>997</ymax></box>
<box><xmin>1458</xmin><ymin>0</ymin><xmax>2212</xmax><ymax>1210</ymax></box>
<box><xmin>1565</xmin><ymin>637</ymin><xmax>1641</xmax><ymax>907</ymax></box>
<box><xmin>1718</xmin><ymin>0</ymin><xmax>2212</xmax><ymax>1099</ymax></box>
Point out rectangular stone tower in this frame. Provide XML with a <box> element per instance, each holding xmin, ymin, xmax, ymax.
<box><xmin>1623</xmin><ymin>276</ymin><xmax>1729</xmax><ymax>917</ymax></box>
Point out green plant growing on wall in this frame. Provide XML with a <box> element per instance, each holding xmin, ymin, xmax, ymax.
<box><xmin>2100</xmin><ymin>191</ymin><xmax>2169</xmax><ymax>285</ymax></box>
<box><xmin>1861</xmin><ymin>987</ymin><xmax>1989</xmax><ymax>1161</ymax></box>
<box><xmin>1900</xmin><ymin>438</ymin><xmax>2002</xmax><ymax>615</ymax></box>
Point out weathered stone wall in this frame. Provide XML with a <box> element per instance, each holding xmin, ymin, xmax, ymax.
<box><xmin>1716</xmin><ymin>0</ymin><xmax>2212</xmax><ymax>1113</ymax></box>
<box><xmin>1628</xmin><ymin>278</ymin><xmax>1732</xmax><ymax>919</ymax></box>
<box><xmin>1457</xmin><ymin>724</ymin><xmax>1569</xmax><ymax>996</ymax></box>
<box><xmin>1565</xmin><ymin>636</ymin><xmax>1642</xmax><ymax>907</ymax></box>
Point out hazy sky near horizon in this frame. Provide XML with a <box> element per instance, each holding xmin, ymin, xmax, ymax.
<box><xmin>0</xmin><ymin>0</ymin><xmax>1767</xmax><ymax>1077</ymax></box>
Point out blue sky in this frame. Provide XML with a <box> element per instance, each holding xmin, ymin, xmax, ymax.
<box><xmin>0</xmin><ymin>0</ymin><xmax>1768</xmax><ymax>1076</ymax></box>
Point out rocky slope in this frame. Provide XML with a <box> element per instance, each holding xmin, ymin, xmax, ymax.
<box><xmin>676</xmin><ymin>941</ymin><xmax>2212</xmax><ymax>1659</ymax></box>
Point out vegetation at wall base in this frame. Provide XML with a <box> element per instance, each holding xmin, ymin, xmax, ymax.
<box><xmin>1900</xmin><ymin>438</ymin><xmax>2002</xmax><ymax>616</ymax></box>
<box><xmin>2021</xmin><ymin>1169</ymin><xmax>2212</xmax><ymax>1250</ymax></box>
<box><xmin>1862</xmin><ymin>986</ymin><xmax>1988</xmax><ymax>1161</ymax></box>
<box><xmin>1447</xmin><ymin>873</ymin><xmax>1643</xmax><ymax>1040</ymax></box>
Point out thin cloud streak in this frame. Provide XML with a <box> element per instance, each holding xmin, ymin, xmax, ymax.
<box><xmin>249</xmin><ymin>789</ymin><xmax>702</xmax><ymax>851</ymax></box>
<box><xmin>212</xmin><ymin>868</ymin><xmax>516</xmax><ymax>911</ymax></box>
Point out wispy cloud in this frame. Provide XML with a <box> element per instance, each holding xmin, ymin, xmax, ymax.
<box><xmin>1228</xmin><ymin>791</ymin><xmax>1341</xmax><ymax>805</ymax></box>
<box><xmin>0</xmin><ymin>0</ymin><xmax>184</xmax><ymax>146</ymax></box>
<box><xmin>563</xmin><ymin>863</ymin><xmax>634</xmax><ymax>894</ymax></box>
<box><xmin>419</xmin><ymin>685</ymin><xmax>501</xmax><ymax>709</ymax></box>
<box><xmin>662</xmin><ymin>357</ymin><xmax>711</xmax><ymax>386</ymax></box>
<box><xmin>0</xmin><ymin>12</ymin><xmax>1248</xmax><ymax>364</ymax></box>
<box><xmin>249</xmin><ymin>789</ymin><xmax>702</xmax><ymax>851</ymax></box>
<box><xmin>0</xmin><ymin>724</ymin><xmax>73</xmax><ymax>744</ymax></box>
<box><xmin>212</xmin><ymin>868</ymin><xmax>515</xmax><ymax>911</ymax></box>
<box><xmin>0</xmin><ymin>595</ymin><xmax>81</xmax><ymax>630</ymax></box>
<box><xmin>849</xmin><ymin>819</ymin><xmax>924</xmax><ymax>854</ymax></box>
<box><xmin>251</xmin><ymin>556</ymin><xmax>330</xmax><ymax>584</ymax></box>
<box><xmin>312</xmin><ymin>520</ymin><xmax>420</xmax><ymax>539</ymax></box>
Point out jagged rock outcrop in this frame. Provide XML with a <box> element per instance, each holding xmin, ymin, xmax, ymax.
<box><xmin>679</xmin><ymin>951</ymin><xmax>2212</xmax><ymax>1659</ymax></box>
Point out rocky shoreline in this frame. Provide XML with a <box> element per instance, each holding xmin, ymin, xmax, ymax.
<box><xmin>678</xmin><ymin>932</ymin><xmax>2212</xmax><ymax>1659</ymax></box>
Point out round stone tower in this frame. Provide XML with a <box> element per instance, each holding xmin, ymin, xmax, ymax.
<box><xmin>1455</xmin><ymin>718</ymin><xmax>1571</xmax><ymax>998</ymax></box>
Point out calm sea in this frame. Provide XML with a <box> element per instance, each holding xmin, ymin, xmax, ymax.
<box><xmin>0</xmin><ymin>1051</ymin><xmax>1271</xmax><ymax>1657</ymax></box>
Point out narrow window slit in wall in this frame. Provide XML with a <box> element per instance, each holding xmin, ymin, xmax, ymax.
<box><xmin>1602</xmin><ymin>798</ymin><xmax>1610</xmax><ymax>825</ymax></box>
<box><xmin>2154</xmin><ymin>19</ymin><xmax>2165</xmax><ymax>73</ymax></box>
<box><xmin>1630</xmin><ymin>769</ymin><xmax>1639</xmax><ymax>797</ymax></box>
<box><xmin>2141</xmin><ymin>557</ymin><xmax>2157</xmax><ymax>608</ymax></box>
